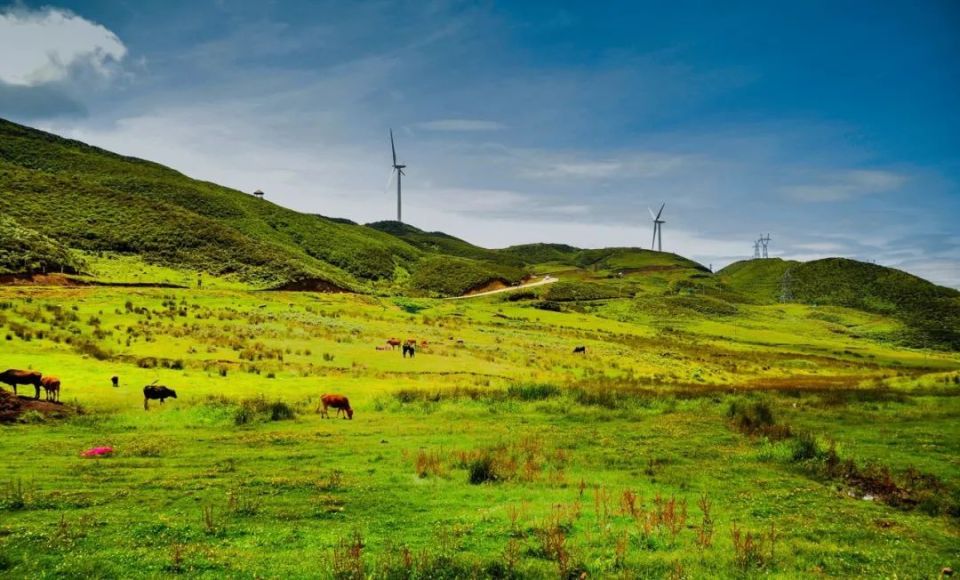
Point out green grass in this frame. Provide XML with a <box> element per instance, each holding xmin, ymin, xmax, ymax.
<box><xmin>0</xmin><ymin>284</ymin><xmax>958</xmax><ymax>578</ymax></box>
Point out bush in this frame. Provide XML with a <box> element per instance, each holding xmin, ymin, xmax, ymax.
<box><xmin>506</xmin><ymin>383</ymin><xmax>560</xmax><ymax>401</ymax></box>
<box><xmin>791</xmin><ymin>431</ymin><xmax>822</xmax><ymax>461</ymax></box>
<box><xmin>468</xmin><ymin>453</ymin><xmax>498</xmax><ymax>484</ymax></box>
<box><xmin>234</xmin><ymin>397</ymin><xmax>296</xmax><ymax>425</ymax></box>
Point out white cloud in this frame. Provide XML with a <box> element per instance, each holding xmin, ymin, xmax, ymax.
<box><xmin>416</xmin><ymin>119</ymin><xmax>506</xmax><ymax>131</ymax></box>
<box><xmin>781</xmin><ymin>169</ymin><xmax>906</xmax><ymax>202</ymax></box>
<box><xmin>0</xmin><ymin>6</ymin><xmax>126</xmax><ymax>86</ymax></box>
<box><xmin>518</xmin><ymin>151</ymin><xmax>689</xmax><ymax>181</ymax></box>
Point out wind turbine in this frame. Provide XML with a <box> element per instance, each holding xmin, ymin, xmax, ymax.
<box><xmin>648</xmin><ymin>203</ymin><xmax>665</xmax><ymax>252</ymax></box>
<box><xmin>389</xmin><ymin>129</ymin><xmax>406</xmax><ymax>222</ymax></box>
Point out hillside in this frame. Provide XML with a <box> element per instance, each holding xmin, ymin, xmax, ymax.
<box><xmin>718</xmin><ymin>258</ymin><xmax>796</xmax><ymax>303</ymax></box>
<box><xmin>0</xmin><ymin>215</ymin><xmax>85</xmax><ymax>276</ymax></box>
<box><xmin>0</xmin><ymin>118</ymin><xmax>421</xmax><ymax>289</ymax></box>
<box><xmin>367</xmin><ymin>221</ymin><xmax>524</xmax><ymax>267</ymax></box>
<box><xmin>720</xmin><ymin>258</ymin><xmax>960</xmax><ymax>348</ymax></box>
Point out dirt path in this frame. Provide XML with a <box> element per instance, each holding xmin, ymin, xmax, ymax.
<box><xmin>447</xmin><ymin>275</ymin><xmax>558</xmax><ymax>300</ymax></box>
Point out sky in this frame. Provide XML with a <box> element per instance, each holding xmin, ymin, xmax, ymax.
<box><xmin>1</xmin><ymin>1</ymin><xmax>959</xmax><ymax>287</ymax></box>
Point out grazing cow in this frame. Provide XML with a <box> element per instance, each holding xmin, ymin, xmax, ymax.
<box><xmin>0</xmin><ymin>369</ymin><xmax>43</xmax><ymax>399</ymax></box>
<box><xmin>402</xmin><ymin>343</ymin><xmax>416</xmax><ymax>358</ymax></box>
<box><xmin>111</xmin><ymin>375</ymin><xmax>119</xmax><ymax>388</ymax></box>
<box><xmin>375</xmin><ymin>345</ymin><xmax>389</xmax><ymax>351</ymax></box>
<box><xmin>143</xmin><ymin>385</ymin><xmax>177</xmax><ymax>410</ymax></box>
<box><xmin>386</xmin><ymin>338</ymin><xmax>402</xmax><ymax>350</ymax></box>
<box><xmin>573</xmin><ymin>345</ymin><xmax>587</xmax><ymax>354</ymax></box>
<box><xmin>40</xmin><ymin>376</ymin><xmax>60</xmax><ymax>403</ymax></box>
<box><xmin>318</xmin><ymin>393</ymin><xmax>353</xmax><ymax>419</ymax></box>
<box><xmin>406</xmin><ymin>338</ymin><xmax>417</xmax><ymax>345</ymax></box>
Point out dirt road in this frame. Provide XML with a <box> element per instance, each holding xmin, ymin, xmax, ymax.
<box><xmin>446</xmin><ymin>275</ymin><xmax>558</xmax><ymax>300</ymax></box>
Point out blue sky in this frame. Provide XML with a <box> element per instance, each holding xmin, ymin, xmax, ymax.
<box><xmin>1</xmin><ymin>0</ymin><xmax>958</xmax><ymax>286</ymax></box>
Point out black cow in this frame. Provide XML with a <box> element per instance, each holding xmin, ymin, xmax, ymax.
<box><xmin>573</xmin><ymin>346</ymin><xmax>587</xmax><ymax>354</ymax></box>
<box><xmin>143</xmin><ymin>385</ymin><xmax>177</xmax><ymax>410</ymax></box>
<box><xmin>402</xmin><ymin>343</ymin><xmax>416</xmax><ymax>358</ymax></box>
<box><xmin>111</xmin><ymin>375</ymin><xmax>119</xmax><ymax>388</ymax></box>
<box><xmin>0</xmin><ymin>369</ymin><xmax>43</xmax><ymax>399</ymax></box>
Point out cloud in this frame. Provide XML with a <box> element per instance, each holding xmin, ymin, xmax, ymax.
<box><xmin>781</xmin><ymin>169</ymin><xmax>906</xmax><ymax>202</ymax></box>
<box><xmin>517</xmin><ymin>151</ymin><xmax>690</xmax><ymax>181</ymax></box>
<box><xmin>0</xmin><ymin>6</ymin><xmax>127</xmax><ymax>87</ymax></box>
<box><xmin>416</xmin><ymin>119</ymin><xmax>506</xmax><ymax>131</ymax></box>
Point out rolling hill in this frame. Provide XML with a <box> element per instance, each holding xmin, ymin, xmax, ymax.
<box><xmin>720</xmin><ymin>258</ymin><xmax>960</xmax><ymax>349</ymax></box>
<box><xmin>0</xmin><ymin>118</ymin><xmax>521</xmax><ymax>294</ymax></box>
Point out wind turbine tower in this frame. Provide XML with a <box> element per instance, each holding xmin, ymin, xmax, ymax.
<box><xmin>649</xmin><ymin>203</ymin><xmax>666</xmax><ymax>252</ymax></box>
<box><xmin>389</xmin><ymin>129</ymin><xmax>406</xmax><ymax>222</ymax></box>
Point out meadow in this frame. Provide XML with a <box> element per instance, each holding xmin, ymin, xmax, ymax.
<box><xmin>0</xmin><ymin>281</ymin><xmax>958</xmax><ymax>579</ymax></box>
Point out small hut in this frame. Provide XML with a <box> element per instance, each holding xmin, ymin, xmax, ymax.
<box><xmin>253</xmin><ymin>189</ymin><xmax>264</xmax><ymax>200</ymax></box>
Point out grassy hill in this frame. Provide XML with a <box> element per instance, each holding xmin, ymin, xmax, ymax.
<box><xmin>0</xmin><ymin>215</ymin><xmax>85</xmax><ymax>275</ymax></box>
<box><xmin>367</xmin><ymin>221</ymin><xmax>517</xmax><ymax>264</ymax></box>
<box><xmin>717</xmin><ymin>258</ymin><xmax>796</xmax><ymax>303</ymax></box>
<box><xmin>0</xmin><ymin>118</ymin><xmax>422</xmax><ymax>289</ymax></box>
<box><xmin>720</xmin><ymin>258</ymin><xmax>960</xmax><ymax>348</ymax></box>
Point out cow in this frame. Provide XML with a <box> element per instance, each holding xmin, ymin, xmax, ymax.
<box><xmin>386</xmin><ymin>338</ymin><xmax>402</xmax><ymax>350</ymax></box>
<box><xmin>40</xmin><ymin>376</ymin><xmax>60</xmax><ymax>403</ymax></box>
<box><xmin>318</xmin><ymin>393</ymin><xmax>353</xmax><ymax>419</ymax></box>
<box><xmin>111</xmin><ymin>375</ymin><xmax>119</xmax><ymax>388</ymax></box>
<box><xmin>402</xmin><ymin>343</ymin><xmax>416</xmax><ymax>358</ymax></box>
<box><xmin>143</xmin><ymin>385</ymin><xmax>177</xmax><ymax>410</ymax></box>
<box><xmin>406</xmin><ymin>338</ymin><xmax>417</xmax><ymax>346</ymax></box>
<box><xmin>573</xmin><ymin>346</ymin><xmax>587</xmax><ymax>354</ymax></box>
<box><xmin>0</xmin><ymin>369</ymin><xmax>43</xmax><ymax>399</ymax></box>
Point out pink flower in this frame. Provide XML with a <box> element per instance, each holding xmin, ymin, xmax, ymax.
<box><xmin>81</xmin><ymin>446</ymin><xmax>114</xmax><ymax>457</ymax></box>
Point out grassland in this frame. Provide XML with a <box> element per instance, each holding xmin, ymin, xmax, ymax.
<box><xmin>0</xmin><ymin>280</ymin><xmax>958</xmax><ymax>579</ymax></box>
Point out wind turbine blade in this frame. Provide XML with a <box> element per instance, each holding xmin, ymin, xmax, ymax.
<box><xmin>652</xmin><ymin>225</ymin><xmax>657</xmax><ymax>249</ymax></box>
<box><xmin>384</xmin><ymin>167</ymin><xmax>396</xmax><ymax>192</ymax></box>
<box><xmin>648</xmin><ymin>207</ymin><xmax>656</xmax><ymax>220</ymax></box>
<box><xmin>655</xmin><ymin>202</ymin><xmax>665</xmax><ymax>220</ymax></box>
<box><xmin>390</xmin><ymin>129</ymin><xmax>397</xmax><ymax>166</ymax></box>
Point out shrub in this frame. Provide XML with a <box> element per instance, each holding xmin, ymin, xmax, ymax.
<box><xmin>506</xmin><ymin>383</ymin><xmax>560</xmax><ymax>401</ymax></box>
<box><xmin>791</xmin><ymin>432</ymin><xmax>823</xmax><ymax>462</ymax></box>
<box><xmin>233</xmin><ymin>397</ymin><xmax>296</xmax><ymax>425</ymax></box>
<box><xmin>468</xmin><ymin>453</ymin><xmax>498</xmax><ymax>484</ymax></box>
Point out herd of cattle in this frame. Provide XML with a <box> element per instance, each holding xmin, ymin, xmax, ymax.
<box><xmin>1</xmin><ymin>337</ymin><xmax>584</xmax><ymax>418</ymax></box>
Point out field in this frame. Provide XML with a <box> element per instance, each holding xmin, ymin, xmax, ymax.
<box><xmin>1</xmin><ymin>282</ymin><xmax>958</xmax><ymax>578</ymax></box>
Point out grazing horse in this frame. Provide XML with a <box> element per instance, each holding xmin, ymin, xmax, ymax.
<box><xmin>143</xmin><ymin>385</ymin><xmax>177</xmax><ymax>410</ymax></box>
<box><xmin>0</xmin><ymin>369</ymin><xmax>43</xmax><ymax>399</ymax></box>
<box><xmin>573</xmin><ymin>346</ymin><xmax>587</xmax><ymax>354</ymax></box>
<box><xmin>386</xmin><ymin>338</ymin><xmax>402</xmax><ymax>350</ymax></box>
<box><xmin>402</xmin><ymin>343</ymin><xmax>416</xmax><ymax>358</ymax></box>
<box><xmin>318</xmin><ymin>394</ymin><xmax>353</xmax><ymax>419</ymax></box>
<box><xmin>111</xmin><ymin>375</ymin><xmax>119</xmax><ymax>388</ymax></box>
<box><xmin>40</xmin><ymin>376</ymin><xmax>60</xmax><ymax>402</ymax></box>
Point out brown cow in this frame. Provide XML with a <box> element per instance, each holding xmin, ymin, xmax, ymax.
<box><xmin>317</xmin><ymin>393</ymin><xmax>353</xmax><ymax>419</ymax></box>
<box><xmin>41</xmin><ymin>376</ymin><xmax>60</xmax><ymax>403</ymax></box>
<box><xmin>386</xmin><ymin>338</ymin><xmax>402</xmax><ymax>350</ymax></box>
<box><xmin>0</xmin><ymin>369</ymin><xmax>43</xmax><ymax>399</ymax></box>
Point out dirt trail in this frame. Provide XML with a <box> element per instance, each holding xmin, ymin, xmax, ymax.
<box><xmin>446</xmin><ymin>276</ymin><xmax>558</xmax><ymax>300</ymax></box>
